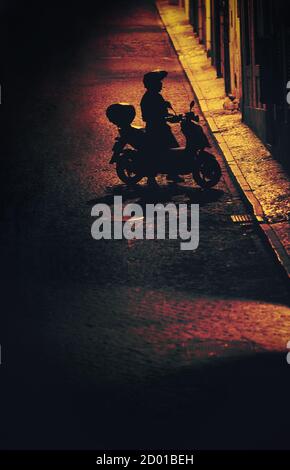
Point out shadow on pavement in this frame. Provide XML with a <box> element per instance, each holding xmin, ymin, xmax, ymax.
<box><xmin>87</xmin><ymin>183</ymin><xmax>224</xmax><ymax>206</ymax></box>
<box><xmin>1</xmin><ymin>350</ymin><xmax>289</xmax><ymax>449</ymax></box>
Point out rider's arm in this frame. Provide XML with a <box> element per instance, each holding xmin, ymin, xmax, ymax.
<box><xmin>166</xmin><ymin>114</ymin><xmax>181</xmax><ymax>123</ymax></box>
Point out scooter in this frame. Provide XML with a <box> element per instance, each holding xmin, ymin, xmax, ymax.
<box><xmin>106</xmin><ymin>100</ymin><xmax>221</xmax><ymax>189</ymax></box>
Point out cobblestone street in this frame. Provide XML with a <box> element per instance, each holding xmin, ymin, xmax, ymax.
<box><xmin>1</xmin><ymin>0</ymin><xmax>290</xmax><ymax>450</ymax></box>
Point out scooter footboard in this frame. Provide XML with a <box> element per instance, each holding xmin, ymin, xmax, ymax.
<box><xmin>157</xmin><ymin>148</ymin><xmax>194</xmax><ymax>174</ymax></box>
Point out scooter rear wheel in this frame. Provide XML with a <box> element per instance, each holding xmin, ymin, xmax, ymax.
<box><xmin>193</xmin><ymin>151</ymin><xmax>221</xmax><ymax>188</ymax></box>
<box><xmin>116</xmin><ymin>159</ymin><xmax>143</xmax><ymax>186</ymax></box>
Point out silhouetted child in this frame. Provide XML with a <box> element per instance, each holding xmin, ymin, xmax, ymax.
<box><xmin>141</xmin><ymin>70</ymin><xmax>179</xmax><ymax>149</ymax></box>
<box><xmin>141</xmin><ymin>70</ymin><xmax>182</xmax><ymax>183</ymax></box>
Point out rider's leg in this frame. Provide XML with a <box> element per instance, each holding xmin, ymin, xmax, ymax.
<box><xmin>147</xmin><ymin>176</ymin><xmax>159</xmax><ymax>187</ymax></box>
<box><xmin>166</xmin><ymin>174</ymin><xmax>184</xmax><ymax>182</ymax></box>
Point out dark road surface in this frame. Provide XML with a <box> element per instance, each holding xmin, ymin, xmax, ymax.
<box><xmin>1</xmin><ymin>0</ymin><xmax>290</xmax><ymax>450</ymax></box>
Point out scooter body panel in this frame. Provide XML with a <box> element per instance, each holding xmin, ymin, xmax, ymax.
<box><xmin>125</xmin><ymin>147</ymin><xmax>196</xmax><ymax>177</ymax></box>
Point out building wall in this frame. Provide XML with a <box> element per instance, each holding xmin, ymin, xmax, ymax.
<box><xmin>239</xmin><ymin>0</ymin><xmax>290</xmax><ymax>166</ymax></box>
<box><xmin>205</xmin><ymin>0</ymin><xmax>211</xmax><ymax>55</ymax></box>
<box><xmin>175</xmin><ymin>0</ymin><xmax>289</xmax><ymax>167</ymax></box>
<box><xmin>229</xmin><ymin>0</ymin><xmax>242</xmax><ymax>100</ymax></box>
<box><xmin>183</xmin><ymin>0</ymin><xmax>191</xmax><ymax>18</ymax></box>
<box><xmin>181</xmin><ymin>1</ymin><xmax>211</xmax><ymax>53</ymax></box>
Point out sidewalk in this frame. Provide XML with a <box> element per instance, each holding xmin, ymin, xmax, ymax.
<box><xmin>157</xmin><ymin>0</ymin><xmax>290</xmax><ymax>279</ymax></box>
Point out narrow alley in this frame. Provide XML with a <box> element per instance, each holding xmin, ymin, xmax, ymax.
<box><xmin>1</xmin><ymin>0</ymin><xmax>289</xmax><ymax>451</ymax></box>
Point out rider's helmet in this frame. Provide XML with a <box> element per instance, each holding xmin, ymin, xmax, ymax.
<box><xmin>106</xmin><ymin>103</ymin><xmax>136</xmax><ymax>127</ymax></box>
<box><xmin>143</xmin><ymin>70</ymin><xmax>168</xmax><ymax>89</ymax></box>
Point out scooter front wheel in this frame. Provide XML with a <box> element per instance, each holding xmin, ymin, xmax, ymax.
<box><xmin>116</xmin><ymin>159</ymin><xmax>143</xmax><ymax>186</ymax></box>
<box><xmin>193</xmin><ymin>151</ymin><xmax>221</xmax><ymax>188</ymax></box>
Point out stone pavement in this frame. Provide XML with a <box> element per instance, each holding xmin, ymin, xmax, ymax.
<box><xmin>157</xmin><ymin>0</ymin><xmax>290</xmax><ymax>278</ymax></box>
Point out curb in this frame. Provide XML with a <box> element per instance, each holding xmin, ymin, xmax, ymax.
<box><xmin>156</xmin><ymin>1</ymin><xmax>290</xmax><ymax>281</ymax></box>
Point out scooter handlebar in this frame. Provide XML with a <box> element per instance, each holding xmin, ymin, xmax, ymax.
<box><xmin>166</xmin><ymin>114</ymin><xmax>183</xmax><ymax>123</ymax></box>
<box><xmin>166</xmin><ymin>112</ymin><xmax>199</xmax><ymax>123</ymax></box>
